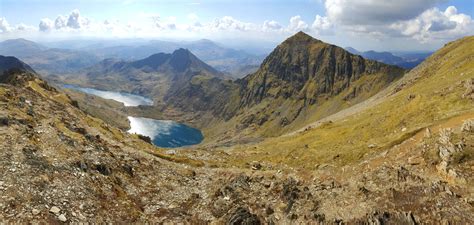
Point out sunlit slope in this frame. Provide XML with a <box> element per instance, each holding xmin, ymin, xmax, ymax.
<box><xmin>227</xmin><ymin>36</ymin><xmax>474</xmax><ymax>169</ymax></box>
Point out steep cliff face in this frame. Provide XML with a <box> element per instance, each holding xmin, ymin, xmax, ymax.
<box><xmin>238</xmin><ymin>31</ymin><xmax>404</xmax><ymax>108</ymax></box>
<box><xmin>155</xmin><ymin>32</ymin><xmax>406</xmax><ymax>141</ymax></box>
<box><xmin>216</xmin><ymin>32</ymin><xmax>406</xmax><ymax>137</ymax></box>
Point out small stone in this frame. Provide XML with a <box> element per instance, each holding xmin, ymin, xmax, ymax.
<box><xmin>437</xmin><ymin>161</ymin><xmax>448</xmax><ymax>173</ymax></box>
<box><xmin>49</xmin><ymin>206</ymin><xmax>61</xmax><ymax>214</ymax></box>
<box><xmin>401</xmin><ymin>127</ymin><xmax>407</xmax><ymax>132</ymax></box>
<box><xmin>448</xmin><ymin>169</ymin><xmax>458</xmax><ymax>178</ymax></box>
<box><xmin>166</xmin><ymin>150</ymin><xmax>176</xmax><ymax>155</ymax></box>
<box><xmin>445</xmin><ymin>187</ymin><xmax>453</xmax><ymax>196</ymax></box>
<box><xmin>424</xmin><ymin>128</ymin><xmax>432</xmax><ymax>138</ymax></box>
<box><xmin>251</xmin><ymin>161</ymin><xmax>262</xmax><ymax>170</ymax></box>
<box><xmin>408</xmin><ymin>156</ymin><xmax>423</xmax><ymax>165</ymax></box>
<box><xmin>368</xmin><ymin>144</ymin><xmax>377</xmax><ymax>148</ymax></box>
<box><xmin>32</xmin><ymin>209</ymin><xmax>40</xmax><ymax>215</ymax></box>
<box><xmin>58</xmin><ymin>214</ymin><xmax>67</xmax><ymax>222</ymax></box>
<box><xmin>461</xmin><ymin>120</ymin><xmax>473</xmax><ymax>132</ymax></box>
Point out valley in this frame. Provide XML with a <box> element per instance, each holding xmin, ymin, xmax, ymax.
<box><xmin>0</xmin><ymin>22</ymin><xmax>473</xmax><ymax>224</ymax></box>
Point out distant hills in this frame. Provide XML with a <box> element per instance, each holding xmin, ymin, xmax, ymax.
<box><xmin>0</xmin><ymin>34</ymin><xmax>473</xmax><ymax>224</ymax></box>
<box><xmin>0</xmin><ymin>39</ymin><xmax>100</xmax><ymax>75</ymax></box>
<box><xmin>345</xmin><ymin>46</ymin><xmax>432</xmax><ymax>69</ymax></box>
<box><xmin>0</xmin><ymin>38</ymin><xmax>263</xmax><ymax>78</ymax></box>
<box><xmin>84</xmin><ymin>38</ymin><xmax>264</xmax><ymax>78</ymax></box>
<box><xmin>58</xmin><ymin>48</ymin><xmax>225</xmax><ymax>104</ymax></box>
<box><xmin>154</xmin><ymin>32</ymin><xmax>407</xmax><ymax>142</ymax></box>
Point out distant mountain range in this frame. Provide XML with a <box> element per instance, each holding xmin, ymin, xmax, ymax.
<box><xmin>56</xmin><ymin>48</ymin><xmax>226</xmax><ymax>106</ymax></box>
<box><xmin>0</xmin><ymin>38</ymin><xmax>263</xmax><ymax>78</ymax></box>
<box><xmin>83</xmin><ymin>39</ymin><xmax>264</xmax><ymax>78</ymax></box>
<box><xmin>0</xmin><ymin>39</ymin><xmax>100</xmax><ymax>75</ymax></box>
<box><xmin>1</xmin><ymin>33</ymin><xmax>473</xmax><ymax>224</ymax></box>
<box><xmin>345</xmin><ymin>47</ymin><xmax>432</xmax><ymax>69</ymax></box>
<box><xmin>147</xmin><ymin>32</ymin><xmax>407</xmax><ymax>141</ymax></box>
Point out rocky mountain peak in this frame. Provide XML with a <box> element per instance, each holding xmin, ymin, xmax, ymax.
<box><xmin>169</xmin><ymin>48</ymin><xmax>193</xmax><ymax>72</ymax></box>
<box><xmin>0</xmin><ymin>55</ymin><xmax>37</xmax><ymax>85</ymax></box>
<box><xmin>0</xmin><ymin>55</ymin><xmax>35</xmax><ymax>74</ymax></box>
<box><xmin>283</xmin><ymin>31</ymin><xmax>321</xmax><ymax>45</ymax></box>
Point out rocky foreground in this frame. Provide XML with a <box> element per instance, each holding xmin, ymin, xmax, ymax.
<box><xmin>0</xmin><ymin>67</ymin><xmax>473</xmax><ymax>223</ymax></box>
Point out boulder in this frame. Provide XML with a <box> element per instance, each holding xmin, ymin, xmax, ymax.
<box><xmin>227</xmin><ymin>207</ymin><xmax>261</xmax><ymax>225</ymax></box>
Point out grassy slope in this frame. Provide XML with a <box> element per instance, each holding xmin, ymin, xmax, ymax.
<box><xmin>223</xmin><ymin>36</ymin><xmax>474</xmax><ymax>169</ymax></box>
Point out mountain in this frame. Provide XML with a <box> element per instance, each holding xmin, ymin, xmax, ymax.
<box><xmin>87</xmin><ymin>39</ymin><xmax>263</xmax><ymax>78</ymax></box>
<box><xmin>136</xmin><ymin>32</ymin><xmax>406</xmax><ymax>144</ymax></box>
<box><xmin>345</xmin><ymin>46</ymin><xmax>432</xmax><ymax>69</ymax></box>
<box><xmin>59</xmin><ymin>48</ymin><xmax>225</xmax><ymax>103</ymax></box>
<box><xmin>214</xmin><ymin>36</ymin><xmax>474</xmax><ymax>223</ymax></box>
<box><xmin>0</xmin><ymin>39</ymin><xmax>100</xmax><ymax>75</ymax></box>
<box><xmin>0</xmin><ymin>55</ymin><xmax>35</xmax><ymax>74</ymax></box>
<box><xmin>0</xmin><ymin>39</ymin><xmax>47</xmax><ymax>56</ymax></box>
<box><xmin>0</xmin><ymin>38</ymin><xmax>261</xmax><ymax>78</ymax></box>
<box><xmin>203</xmin><ymin>32</ymin><xmax>406</xmax><ymax>139</ymax></box>
<box><xmin>1</xmin><ymin>35</ymin><xmax>473</xmax><ymax>224</ymax></box>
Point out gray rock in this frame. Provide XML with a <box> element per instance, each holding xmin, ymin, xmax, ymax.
<box><xmin>251</xmin><ymin>161</ymin><xmax>262</xmax><ymax>170</ymax></box>
<box><xmin>227</xmin><ymin>207</ymin><xmax>261</xmax><ymax>225</ymax></box>
<box><xmin>58</xmin><ymin>214</ymin><xmax>67</xmax><ymax>222</ymax></box>
<box><xmin>49</xmin><ymin>206</ymin><xmax>61</xmax><ymax>214</ymax></box>
<box><xmin>461</xmin><ymin>120</ymin><xmax>473</xmax><ymax>132</ymax></box>
<box><xmin>32</xmin><ymin>209</ymin><xmax>40</xmax><ymax>215</ymax></box>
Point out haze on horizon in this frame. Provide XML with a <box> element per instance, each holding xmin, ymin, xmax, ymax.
<box><xmin>1</xmin><ymin>0</ymin><xmax>473</xmax><ymax>52</ymax></box>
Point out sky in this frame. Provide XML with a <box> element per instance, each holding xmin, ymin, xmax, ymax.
<box><xmin>0</xmin><ymin>0</ymin><xmax>473</xmax><ymax>52</ymax></box>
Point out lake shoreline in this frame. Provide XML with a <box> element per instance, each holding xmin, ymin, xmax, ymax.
<box><xmin>63</xmin><ymin>84</ymin><xmax>204</xmax><ymax>148</ymax></box>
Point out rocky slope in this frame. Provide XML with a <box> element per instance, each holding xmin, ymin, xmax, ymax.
<box><xmin>0</xmin><ymin>55</ymin><xmax>35</xmax><ymax>74</ymax></box>
<box><xmin>196</xmin><ymin>32</ymin><xmax>406</xmax><ymax>143</ymax></box>
<box><xmin>0</xmin><ymin>35</ymin><xmax>473</xmax><ymax>223</ymax></box>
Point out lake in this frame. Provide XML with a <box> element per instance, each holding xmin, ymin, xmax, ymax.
<box><xmin>128</xmin><ymin>116</ymin><xmax>203</xmax><ymax>148</ymax></box>
<box><xmin>63</xmin><ymin>84</ymin><xmax>153</xmax><ymax>107</ymax></box>
<box><xmin>63</xmin><ymin>84</ymin><xmax>204</xmax><ymax>148</ymax></box>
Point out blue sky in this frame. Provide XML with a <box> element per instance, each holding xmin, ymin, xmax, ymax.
<box><xmin>1</xmin><ymin>0</ymin><xmax>473</xmax><ymax>51</ymax></box>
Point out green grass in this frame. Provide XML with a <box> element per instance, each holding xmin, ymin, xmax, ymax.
<box><xmin>222</xmin><ymin>36</ymin><xmax>474</xmax><ymax>170</ymax></box>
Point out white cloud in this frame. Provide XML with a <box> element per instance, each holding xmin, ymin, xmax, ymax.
<box><xmin>54</xmin><ymin>15</ymin><xmax>67</xmax><ymax>29</ymax></box>
<box><xmin>39</xmin><ymin>18</ymin><xmax>54</xmax><ymax>32</ymax></box>
<box><xmin>263</xmin><ymin>20</ymin><xmax>282</xmax><ymax>31</ymax></box>
<box><xmin>42</xmin><ymin>9</ymin><xmax>91</xmax><ymax>31</ymax></box>
<box><xmin>312</xmin><ymin>15</ymin><xmax>332</xmax><ymax>34</ymax></box>
<box><xmin>325</xmin><ymin>0</ymin><xmax>443</xmax><ymax>25</ymax></box>
<box><xmin>187</xmin><ymin>13</ymin><xmax>199</xmax><ymax>21</ymax></box>
<box><xmin>391</xmin><ymin>6</ymin><xmax>473</xmax><ymax>42</ymax></box>
<box><xmin>0</xmin><ymin>17</ymin><xmax>12</xmax><ymax>33</ymax></box>
<box><xmin>152</xmin><ymin>15</ymin><xmax>177</xmax><ymax>30</ymax></box>
<box><xmin>288</xmin><ymin>15</ymin><xmax>308</xmax><ymax>32</ymax></box>
<box><xmin>321</xmin><ymin>0</ymin><xmax>473</xmax><ymax>44</ymax></box>
<box><xmin>209</xmin><ymin>16</ymin><xmax>256</xmax><ymax>31</ymax></box>
<box><xmin>66</xmin><ymin>9</ymin><xmax>89</xmax><ymax>29</ymax></box>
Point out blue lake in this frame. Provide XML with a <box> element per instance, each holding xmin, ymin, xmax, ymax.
<box><xmin>63</xmin><ymin>84</ymin><xmax>154</xmax><ymax>107</ymax></box>
<box><xmin>128</xmin><ymin>117</ymin><xmax>203</xmax><ymax>148</ymax></box>
<box><xmin>63</xmin><ymin>84</ymin><xmax>204</xmax><ymax>148</ymax></box>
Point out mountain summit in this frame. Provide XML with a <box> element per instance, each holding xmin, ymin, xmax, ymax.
<box><xmin>238</xmin><ymin>32</ymin><xmax>404</xmax><ymax>108</ymax></box>
<box><xmin>58</xmin><ymin>48</ymin><xmax>224</xmax><ymax>101</ymax></box>
<box><xmin>199</xmin><ymin>32</ymin><xmax>407</xmax><ymax>138</ymax></box>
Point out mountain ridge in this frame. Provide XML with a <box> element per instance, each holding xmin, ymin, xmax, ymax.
<box><xmin>345</xmin><ymin>46</ymin><xmax>432</xmax><ymax>69</ymax></box>
<box><xmin>0</xmin><ymin>35</ymin><xmax>472</xmax><ymax>224</ymax></box>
